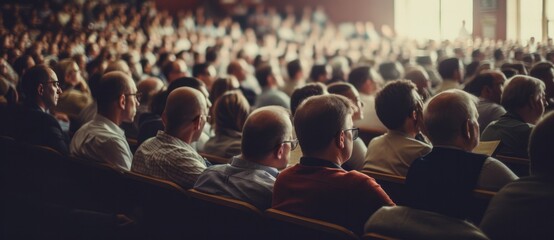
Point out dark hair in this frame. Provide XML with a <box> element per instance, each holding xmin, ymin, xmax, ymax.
<box><xmin>309</xmin><ymin>64</ymin><xmax>328</xmax><ymax>82</ymax></box>
<box><xmin>19</xmin><ymin>64</ymin><xmax>51</xmax><ymax>102</ymax></box>
<box><xmin>438</xmin><ymin>58</ymin><xmax>461</xmax><ymax>79</ymax></box>
<box><xmin>465</xmin><ymin>61</ymin><xmax>480</xmax><ymax>79</ymax></box>
<box><xmin>529</xmin><ymin>61</ymin><xmax>554</xmax><ymax>82</ymax></box>
<box><xmin>348</xmin><ymin>66</ymin><xmax>372</xmax><ymax>90</ymax></box>
<box><xmin>287</xmin><ymin>59</ymin><xmax>302</xmax><ymax>79</ymax></box>
<box><xmin>493</xmin><ymin>49</ymin><xmax>504</xmax><ymax>61</ymax></box>
<box><xmin>464</xmin><ymin>72</ymin><xmax>497</xmax><ymax>97</ymax></box>
<box><xmin>294</xmin><ymin>94</ymin><xmax>353</xmax><ymax>154</ymax></box>
<box><xmin>378</xmin><ymin>62</ymin><xmax>403</xmax><ymax>81</ymax></box>
<box><xmin>255</xmin><ymin>64</ymin><xmax>273</xmax><ymax>88</ymax></box>
<box><xmin>290</xmin><ymin>82</ymin><xmax>326</xmax><ymax>115</ymax></box>
<box><xmin>192</xmin><ymin>62</ymin><xmax>210</xmax><ymax>78</ymax></box>
<box><xmin>213</xmin><ymin>91</ymin><xmax>250</xmax><ymax>133</ymax></box>
<box><xmin>529</xmin><ymin>111</ymin><xmax>554</xmax><ymax>176</ymax></box>
<box><xmin>375</xmin><ymin>80</ymin><xmax>418</xmax><ymax>130</ymax></box>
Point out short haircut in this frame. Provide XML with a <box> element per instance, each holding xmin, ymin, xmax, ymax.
<box><xmin>309</xmin><ymin>64</ymin><xmax>327</xmax><ymax>81</ymax></box>
<box><xmin>96</xmin><ymin>71</ymin><xmax>130</xmax><ymax>113</ymax></box>
<box><xmin>255</xmin><ymin>64</ymin><xmax>273</xmax><ymax>88</ymax></box>
<box><xmin>438</xmin><ymin>58</ymin><xmax>461</xmax><ymax>79</ymax></box>
<box><xmin>290</xmin><ymin>82</ymin><xmax>327</xmax><ymax>115</ymax></box>
<box><xmin>287</xmin><ymin>59</ymin><xmax>302</xmax><ymax>79</ymax></box>
<box><xmin>501</xmin><ymin>75</ymin><xmax>545</xmax><ymax>112</ymax></box>
<box><xmin>192</xmin><ymin>62</ymin><xmax>210</xmax><ymax>78</ymax></box>
<box><xmin>424</xmin><ymin>90</ymin><xmax>478</xmax><ymax>144</ymax></box>
<box><xmin>242</xmin><ymin>106</ymin><xmax>291</xmax><ymax>160</ymax></box>
<box><xmin>348</xmin><ymin>66</ymin><xmax>372</xmax><ymax>90</ymax></box>
<box><xmin>375</xmin><ymin>80</ymin><xmax>418</xmax><ymax>130</ymax></box>
<box><xmin>294</xmin><ymin>94</ymin><xmax>354</xmax><ymax>154</ymax></box>
<box><xmin>529</xmin><ymin>111</ymin><xmax>554</xmax><ymax>176</ymax></box>
<box><xmin>213</xmin><ymin>91</ymin><xmax>250</xmax><ymax>133</ymax></box>
<box><xmin>378</xmin><ymin>62</ymin><xmax>403</xmax><ymax>81</ymax></box>
<box><xmin>529</xmin><ymin>61</ymin><xmax>554</xmax><ymax>81</ymax></box>
<box><xmin>19</xmin><ymin>64</ymin><xmax>51</xmax><ymax>101</ymax></box>
<box><xmin>327</xmin><ymin>82</ymin><xmax>354</xmax><ymax>96</ymax></box>
<box><xmin>464</xmin><ymin>72</ymin><xmax>498</xmax><ymax>97</ymax></box>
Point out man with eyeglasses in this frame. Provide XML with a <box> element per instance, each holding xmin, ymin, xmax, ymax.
<box><xmin>272</xmin><ymin>94</ymin><xmax>394</xmax><ymax>235</ymax></box>
<box><xmin>194</xmin><ymin>106</ymin><xmax>293</xmax><ymax>209</ymax></box>
<box><xmin>70</xmin><ymin>71</ymin><xmax>139</xmax><ymax>170</ymax></box>
<box><xmin>132</xmin><ymin>87</ymin><xmax>209</xmax><ymax>189</ymax></box>
<box><xmin>1</xmin><ymin>65</ymin><xmax>69</xmax><ymax>154</ymax></box>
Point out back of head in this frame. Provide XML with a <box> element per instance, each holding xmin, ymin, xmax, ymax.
<box><xmin>255</xmin><ymin>64</ymin><xmax>273</xmax><ymax>88</ymax></box>
<box><xmin>327</xmin><ymin>82</ymin><xmax>354</xmax><ymax>97</ymax></box>
<box><xmin>164</xmin><ymin>87</ymin><xmax>206</xmax><ymax>133</ymax></box>
<box><xmin>404</xmin><ymin>67</ymin><xmax>430</xmax><ymax>88</ymax></box>
<box><xmin>192</xmin><ymin>62</ymin><xmax>210</xmax><ymax>78</ymax></box>
<box><xmin>501</xmin><ymin>75</ymin><xmax>545</xmax><ymax>112</ymax></box>
<box><xmin>19</xmin><ymin>64</ymin><xmax>51</xmax><ymax>102</ymax></box>
<box><xmin>210</xmin><ymin>77</ymin><xmax>239</xmax><ymax>104</ymax></box>
<box><xmin>137</xmin><ymin>77</ymin><xmax>164</xmax><ymax>105</ymax></box>
<box><xmin>242</xmin><ymin>106</ymin><xmax>292</xmax><ymax>161</ymax></box>
<box><xmin>348</xmin><ymin>66</ymin><xmax>371</xmax><ymax>90</ymax></box>
<box><xmin>424</xmin><ymin>89</ymin><xmax>477</xmax><ymax>145</ymax></box>
<box><xmin>529</xmin><ymin>61</ymin><xmax>554</xmax><ymax>98</ymax></box>
<box><xmin>309</xmin><ymin>64</ymin><xmax>328</xmax><ymax>82</ymax></box>
<box><xmin>294</xmin><ymin>94</ymin><xmax>353</xmax><ymax>155</ymax></box>
<box><xmin>464</xmin><ymin>72</ymin><xmax>497</xmax><ymax>97</ymax></box>
<box><xmin>290</xmin><ymin>82</ymin><xmax>327</xmax><ymax>115</ymax></box>
<box><xmin>376</xmin><ymin>80</ymin><xmax>418</xmax><ymax>130</ymax></box>
<box><xmin>438</xmin><ymin>58</ymin><xmax>461</xmax><ymax>79</ymax></box>
<box><xmin>379</xmin><ymin>62</ymin><xmax>404</xmax><ymax>81</ymax></box>
<box><xmin>167</xmin><ymin>77</ymin><xmax>204</xmax><ymax>94</ymax></box>
<box><xmin>105</xmin><ymin>60</ymin><xmax>131</xmax><ymax>76</ymax></box>
<box><xmin>529</xmin><ymin>111</ymin><xmax>554</xmax><ymax>177</ymax></box>
<box><xmin>96</xmin><ymin>71</ymin><xmax>130</xmax><ymax>113</ymax></box>
<box><xmin>287</xmin><ymin>59</ymin><xmax>302</xmax><ymax>79</ymax></box>
<box><xmin>213</xmin><ymin>90</ymin><xmax>250</xmax><ymax>133</ymax></box>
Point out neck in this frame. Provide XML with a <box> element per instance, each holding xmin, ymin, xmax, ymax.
<box><xmin>304</xmin><ymin>148</ymin><xmax>345</xmax><ymax>166</ymax></box>
<box><xmin>167</xmin><ymin>126</ymin><xmax>196</xmax><ymax>144</ymax></box>
<box><xmin>98</xmin><ymin>110</ymin><xmax>121</xmax><ymax>126</ymax></box>
<box><xmin>514</xmin><ymin>108</ymin><xmax>539</xmax><ymax>124</ymax></box>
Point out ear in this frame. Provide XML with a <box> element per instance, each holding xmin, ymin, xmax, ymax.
<box><xmin>37</xmin><ymin>84</ymin><xmax>44</xmax><ymax>96</ymax></box>
<box><xmin>119</xmin><ymin>94</ymin><xmax>126</xmax><ymax>110</ymax></box>
<box><xmin>462</xmin><ymin>119</ymin><xmax>472</xmax><ymax>140</ymax></box>
<box><xmin>411</xmin><ymin>109</ymin><xmax>418</xmax><ymax>121</ymax></box>
<box><xmin>336</xmin><ymin>131</ymin><xmax>346</xmax><ymax>149</ymax></box>
<box><xmin>275</xmin><ymin>144</ymin><xmax>284</xmax><ymax>159</ymax></box>
<box><xmin>192</xmin><ymin>116</ymin><xmax>202</xmax><ymax>131</ymax></box>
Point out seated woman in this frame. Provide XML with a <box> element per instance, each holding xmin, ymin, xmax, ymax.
<box><xmin>202</xmin><ymin>90</ymin><xmax>250</xmax><ymax>159</ymax></box>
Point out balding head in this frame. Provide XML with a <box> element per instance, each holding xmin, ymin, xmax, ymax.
<box><xmin>137</xmin><ymin>77</ymin><xmax>164</xmax><ymax>105</ymax></box>
<box><xmin>96</xmin><ymin>71</ymin><xmax>134</xmax><ymax>113</ymax></box>
<box><xmin>424</xmin><ymin>89</ymin><xmax>479</xmax><ymax>150</ymax></box>
<box><xmin>105</xmin><ymin>60</ymin><xmax>131</xmax><ymax>76</ymax></box>
<box><xmin>163</xmin><ymin>59</ymin><xmax>188</xmax><ymax>83</ymax></box>
<box><xmin>242</xmin><ymin>106</ymin><xmax>292</xmax><ymax>168</ymax></box>
<box><xmin>163</xmin><ymin>87</ymin><xmax>207</xmax><ymax>141</ymax></box>
<box><xmin>227</xmin><ymin>60</ymin><xmax>247</xmax><ymax>82</ymax></box>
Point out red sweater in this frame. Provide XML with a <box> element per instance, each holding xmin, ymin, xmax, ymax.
<box><xmin>272</xmin><ymin>161</ymin><xmax>395</xmax><ymax>235</ymax></box>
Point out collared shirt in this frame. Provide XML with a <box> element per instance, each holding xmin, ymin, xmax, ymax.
<box><xmin>477</xmin><ymin>98</ymin><xmax>506</xmax><ymax>132</ymax></box>
<box><xmin>300</xmin><ymin>157</ymin><xmax>342</xmax><ymax>169</ymax></box>
<box><xmin>194</xmin><ymin>156</ymin><xmax>279</xmax><ymax>209</ymax></box>
<box><xmin>132</xmin><ymin>131</ymin><xmax>207</xmax><ymax>189</ymax></box>
<box><xmin>70</xmin><ymin>114</ymin><xmax>132</xmax><ymax>170</ymax></box>
<box><xmin>364</xmin><ymin>130</ymin><xmax>432</xmax><ymax>176</ymax></box>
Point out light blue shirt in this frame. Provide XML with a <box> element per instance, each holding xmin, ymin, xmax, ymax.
<box><xmin>194</xmin><ymin>156</ymin><xmax>279</xmax><ymax>209</ymax></box>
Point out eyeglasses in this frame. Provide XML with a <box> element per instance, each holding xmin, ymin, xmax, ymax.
<box><xmin>342</xmin><ymin>128</ymin><xmax>359</xmax><ymax>140</ymax></box>
<box><xmin>125</xmin><ymin>92</ymin><xmax>142</xmax><ymax>102</ymax></box>
<box><xmin>282</xmin><ymin>139</ymin><xmax>299</xmax><ymax>151</ymax></box>
<box><xmin>42</xmin><ymin>80</ymin><xmax>60</xmax><ymax>88</ymax></box>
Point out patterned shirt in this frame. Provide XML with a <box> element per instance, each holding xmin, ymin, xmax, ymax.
<box><xmin>132</xmin><ymin>131</ymin><xmax>207</xmax><ymax>188</ymax></box>
<box><xmin>194</xmin><ymin>156</ymin><xmax>278</xmax><ymax>210</ymax></box>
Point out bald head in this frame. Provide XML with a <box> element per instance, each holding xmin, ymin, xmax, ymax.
<box><xmin>424</xmin><ymin>89</ymin><xmax>479</xmax><ymax>146</ymax></box>
<box><xmin>163</xmin><ymin>87</ymin><xmax>207</xmax><ymax>135</ymax></box>
<box><xmin>242</xmin><ymin>106</ymin><xmax>292</xmax><ymax>161</ymax></box>
<box><xmin>137</xmin><ymin>77</ymin><xmax>164</xmax><ymax>105</ymax></box>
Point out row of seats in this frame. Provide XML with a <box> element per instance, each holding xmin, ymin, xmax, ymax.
<box><xmin>0</xmin><ymin>135</ymin><xmax>379</xmax><ymax>240</ymax></box>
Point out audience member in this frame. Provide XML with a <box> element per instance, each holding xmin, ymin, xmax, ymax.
<box><xmin>480</xmin><ymin>111</ymin><xmax>554</xmax><ymax>240</ymax></box>
<box><xmin>272</xmin><ymin>94</ymin><xmax>394</xmax><ymax>235</ymax></box>
<box><xmin>529</xmin><ymin>61</ymin><xmax>554</xmax><ymax>111</ymax></box>
<box><xmin>53</xmin><ymin>59</ymin><xmax>93</xmax><ymax>120</ymax></box>
<box><xmin>203</xmin><ymin>90</ymin><xmax>250</xmax><ymax>159</ymax></box>
<box><xmin>327</xmin><ymin>82</ymin><xmax>367</xmax><ymax>171</ymax></box>
<box><xmin>464</xmin><ymin>71</ymin><xmax>507</xmax><ymax>132</ymax></box>
<box><xmin>405</xmin><ymin>90</ymin><xmax>517</xmax><ymax>220</ymax></box>
<box><xmin>0</xmin><ymin>64</ymin><xmax>68</xmax><ymax>154</ymax></box>
<box><xmin>282</xmin><ymin>59</ymin><xmax>305</xmax><ymax>96</ymax></box>
<box><xmin>364</xmin><ymin>80</ymin><xmax>432</xmax><ymax>176</ymax></box>
<box><xmin>436</xmin><ymin>58</ymin><xmax>464</xmax><ymax>93</ymax></box>
<box><xmin>192</xmin><ymin>62</ymin><xmax>217</xmax><ymax>91</ymax></box>
<box><xmin>404</xmin><ymin>66</ymin><xmax>433</xmax><ymax>101</ymax></box>
<box><xmin>70</xmin><ymin>71</ymin><xmax>139</xmax><ymax>170</ymax></box>
<box><xmin>254</xmin><ymin>64</ymin><xmax>290</xmax><ymax>109</ymax></box>
<box><xmin>227</xmin><ymin>60</ymin><xmax>257</xmax><ymax>106</ymax></box>
<box><xmin>348</xmin><ymin>66</ymin><xmax>387</xmax><ymax>132</ymax></box>
<box><xmin>481</xmin><ymin>75</ymin><xmax>546</xmax><ymax>158</ymax></box>
<box><xmin>194</xmin><ymin>106</ymin><xmax>293</xmax><ymax>209</ymax></box>
<box><xmin>132</xmin><ymin>87</ymin><xmax>209</xmax><ymax>188</ymax></box>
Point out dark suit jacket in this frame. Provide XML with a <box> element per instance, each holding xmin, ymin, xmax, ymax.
<box><xmin>0</xmin><ymin>102</ymin><xmax>69</xmax><ymax>154</ymax></box>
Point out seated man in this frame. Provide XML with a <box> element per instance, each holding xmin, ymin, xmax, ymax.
<box><xmin>1</xmin><ymin>65</ymin><xmax>69</xmax><ymax>154</ymax></box>
<box><xmin>347</xmin><ymin>66</ymin><xmax>387</xmax><ymax>133</ymax></box>
<box><xmin>194</xmin><ymin>106</ymin><xmax>293</xmax><ymax>209</ymax></box>
<box><xmin>132</xmin><ymin>87</ymin><xmax>209</xmax><ymax>188</ymax></box>
<box><xmin>272</xmin><ymin>94</ymin><xmax>394</xmax><ymax>235</ymax></box>
<box><xmin>481</xmin><ymin>75</ymin><xmax>546</xmax><ymax>157</ymax></box>
<box><xmin>365</xmin><ymin>206</ymin><xmax>488</xmax><ymax>240</ymax></box>
<box><xmin>70</xmin><ymin>71</ymin><xmax>139</xmax><ymax>170</ymax></box>
<box><xmin>480</xmin><ymin>112</ymin><xmax>554</xmax><ymax>239</ymax></box>
<box><xmin>364</xmin><ymin>80</ymin><xmax>432</xmax><ymax>176</ymax></box>
<box><xmin>464</xmin><ymin>71</ymin><xmax>507</xmax><ymax>132</ymax></box>
<box><xmin>405</xmin><ymin>90</ymin><xmax>517</xmax><ymax>220</ymax></box>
